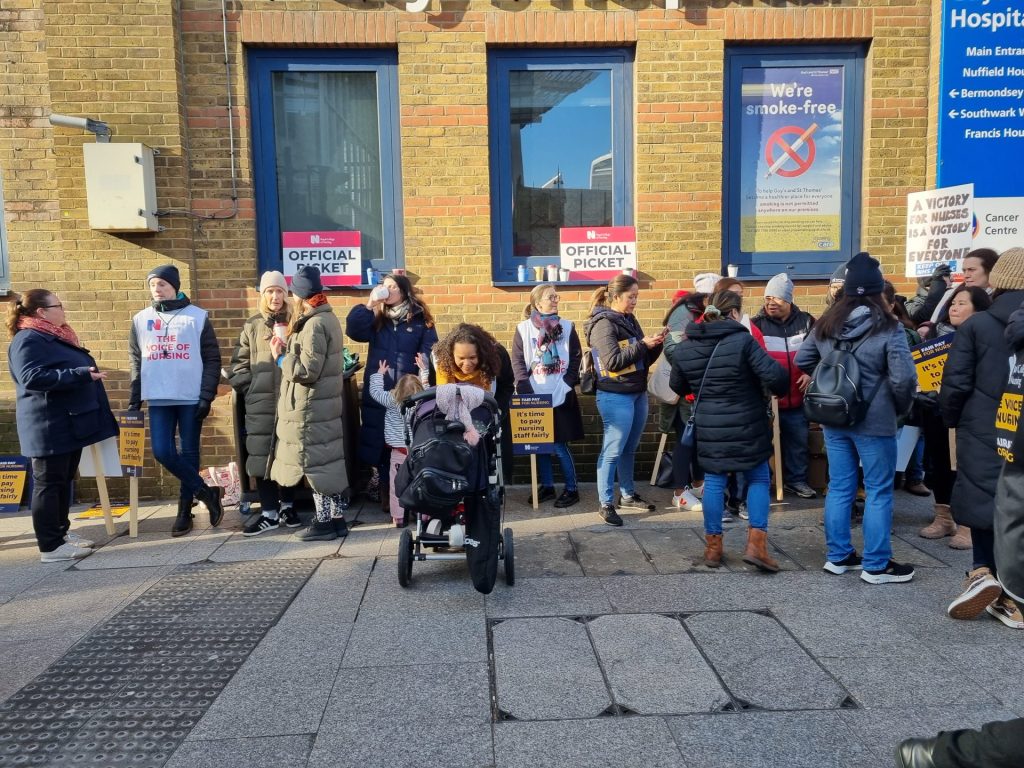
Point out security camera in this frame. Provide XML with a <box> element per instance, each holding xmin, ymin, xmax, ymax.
<box><xmin>49</xmin><ymin>113</ymin><xmax>111</xmax><ymax>142</ymax></box>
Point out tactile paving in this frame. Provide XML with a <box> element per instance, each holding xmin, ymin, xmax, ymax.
<box><xmin>0</xmin><ymin>559</ymin><xmax>317</xmax><ymax>767</ymax></box>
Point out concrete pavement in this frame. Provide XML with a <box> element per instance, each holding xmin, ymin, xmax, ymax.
<box><xmin>1</xmin><ymin>486</ymin><xmax>1021</xmax><ymax>767</ymax></box>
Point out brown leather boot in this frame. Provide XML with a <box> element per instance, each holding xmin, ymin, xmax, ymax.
<box><xmin>948</xmin><ymin>524</ymin><xmax>972</xmax><ymax>550</ymax></box>
<box><xmin>703</xmin><ymin>533</ymin><xmax>723</xmax><ymax>568</ymax></box>
<box><xmin>742</xmin><ymin>528</ymin><xmax>780</xmax><ymax>573</ymax></box>
<box><xmin>919</xmin><ymin>503</ymin><xmax>956</xmax><ymax>539</ymax></box>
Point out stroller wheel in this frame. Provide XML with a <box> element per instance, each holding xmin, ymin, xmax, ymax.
<box><xmin>398</xmin><ymin>528</ymin><xmax>413</xmax><ymax>588</ymax></box>
<box><xmin>502</xmin><ymin>527</ymin><xmax>515</xmax><ymax>587</ymax></box>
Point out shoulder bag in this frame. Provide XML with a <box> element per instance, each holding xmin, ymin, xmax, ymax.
<box><xmin>680</xmin><ymin>340</ymin><xmax>723</xmax><ymax>449</ymax></box>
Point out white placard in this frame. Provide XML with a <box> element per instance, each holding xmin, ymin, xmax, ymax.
<box><xmin>905</xmin><ymin>184</ymin><xmax>974</xmax><ymax>278</ymax></box>
<box><xmin>78</xmin><ymin>437</ymin><xmax>123</xmax><ymax>478</ymax></box>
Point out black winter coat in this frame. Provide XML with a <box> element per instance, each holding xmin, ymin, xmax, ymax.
<box><xmin>994</xmin><ymin>299</ymin><xmax>1024</xmax><ymax>601</ymax></box>
<box><xmin>8</xmin><ymin>329</ymin><xmax>118</xmax><ymax>458</ymax></box>
<box><xmin>346</xmin><ymin>303</ymin><xmax>438</xmax><ymax>466</ymax></box>
<box><xmin>940</xmin><ymin>289</ymin><xmax>1024</xmax><ymax>530</ymax></box>
<box><xmin>583</xmin><ymin>306</ymin><xmax>660</xmax><ymax>394</ymax></box>
<box><xmin>669</xmin><ymin>319</ymin><xmax>787</xmax><ymax>473</ymax></box>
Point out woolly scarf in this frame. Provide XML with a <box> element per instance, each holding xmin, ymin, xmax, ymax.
<box><xmin>17</xmin><ymin>316</ymin><xmax>82</xmax><ymax>348</ymax></box>
<box><xmin>438</xmin><ymin>366</ymin><xmax>492</xmax><ymax>391</ymax></box>
<box><xmin>305</xmin><ymin>293</ymin><xmax>329</xmax><ymax>309</ymax></box>
<box><xmin>529</xmin><ymin>311</ymin><xmax>563</xmax><ymax>375</ymax></box>
<box><xmin>435</xmin><ymin>383</ymin><xmax>484</xmax><ymax>446</ymax></box>
<box><xmin>385</xmin><ymin>301</ymin><xmax>410</xmax><ymax>324</ymax></box>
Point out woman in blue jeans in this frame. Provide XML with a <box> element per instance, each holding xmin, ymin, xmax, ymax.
<box><xmin>796</xmin><ymin>252</ymin><xmax>917</xmax><ymax>584</ymax></box>
<box><xmin>583</xmin><ymin>275</ymin><xmax>665</xmax><ymax>526</ymax></box>
<box><xmin>668</xmin><ymin>290</ymin><xmax>788</xmax><ymax>571</ymax></box>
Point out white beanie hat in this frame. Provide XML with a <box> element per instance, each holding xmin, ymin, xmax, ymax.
<box><xmin>765</xmin><ymin>273</ymin><xmax>795</xmax><ymax>303</ymax></box>
<box><xmin>259</xmin><ymin>271</ymin><xmax>288</xmax><ymax>294</ymax></box>
<box><xmin>693</xmin><ymin>272</ymin><xmax>722</xmax><ymax>294</ymax></box>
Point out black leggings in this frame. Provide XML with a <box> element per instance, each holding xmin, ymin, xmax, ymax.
<box><xmin>971</xmin><ymin>527</ymin><xmax>995</xmax><ymax>573</ymax></box>
<box><xmin>922</xmin><ymin>415</ymin><xmax>956</xmax><ymax>505</ymax></box>
<box><xmin>933</xmin><ymin>717</ymin><xmax>1024</xmax><ymax>768</ymax></box>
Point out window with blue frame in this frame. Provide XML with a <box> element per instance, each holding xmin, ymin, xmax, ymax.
<box><xmin>723</xmin><ymin>47</ymin><xmax>864</xmax><ymax>280</ymax></box>
<box><xmin>248</xmin><ymin>50</ymin><xmax>403</xmax><ymax>287</ymax></box>
<box><xmin>488</xmin><ymin>49</ymin><xmax>633</xmax><ymax>285</ymax></box>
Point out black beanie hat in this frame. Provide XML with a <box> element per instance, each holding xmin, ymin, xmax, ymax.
<box><xmin>843</xmin><ymin>252</ymin><xmax>884</xmax><ymax>297</ymax></box>
<box><xmin>147</xmin><ymin>264</ymin><xmax>180</xmax><ymax>292</ymax></box>
<box><xmin>290</xmin><ymin>265</ymin><xmax>323</xmax><ymax>299</ymax></box>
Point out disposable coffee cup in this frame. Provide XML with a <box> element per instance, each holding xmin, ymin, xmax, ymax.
<box><xmin>727</xmin><ymin>264</ymin><xmax>739</xmax><ymax>278</ymax></box>
<box><xmin>546</xmin><ymin>264</ymin><xmax>559</xmax><ymax>281</ymax></box>
<box><xmin>273</xmin><ymin>323</ymin><xmax>287</xmax><ymax>342</ymax></box>
<box><xmin>559</xmin><ymin>268</ymin><xmax>570</xmax><ymax>282</ymax></box>
<box><xmin>533</xmin><ymin>266</ymin><xmax>545</xmax><ymax>281</ymax></box>
<box><xmin>371</xmin><ymin>285</ymin><xmax>389</xmax><ymax>302</ymax></box>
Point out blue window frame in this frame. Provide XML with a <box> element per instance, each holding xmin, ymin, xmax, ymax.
<box><xmin>248</xmin><ymin>49</ymin><xmax>403</xmax><ymax>287</ymax></box>
<box><xmin>723</xmin><ymin>46</ymin><xmax>864</xmax><ymax>280</ymax></box>
<box><xmin>488</xmin><ymin>49</ymin><xmax>634</xmax><ymax>285</ymax></box>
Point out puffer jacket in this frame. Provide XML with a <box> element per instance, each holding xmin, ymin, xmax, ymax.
<box><xmin>346</xmin><ymin>303</ymin><xmax>438</xmax><ymax>466</ymax></box>
<box><xmin>669</xmin><ymin>319</ymin><xmax>787</xmax><ymax>473</ymax></box>
<box><xmin>8</xmin><ymin>329</ymin><xmax>119</xmax><ymax>458</ymax></box>
<box><xmin>271</xmin><ymin>303</ymin><xmax>348</xmax><ymax>495</ymax></box>
<box><xmin>939</xmin><ymin>289</ymin><xmax>1024</xmax><ymax>530</ymax></box>
<box><xmin>995</xmin><ymin>298</ymin><xmax>1024</xmax><ymax>602</ymax></box>
<box><xmin>795</xmin><ymin>306</ymin><xmax>916</xmax><ymax>438</ymax></box>
<box><xmin>751</xmin><ymin>305</ymin><xmax>815</xmax><ymax>409</ymax></box>
<box><xmin>583</xmin><ymin>306</ymin><xmax>660</xmax><ymax>394</ymax></box>
<box><xmin>227</xmin><ymin>311</ymin><xmax>286</xmax><ymax>479</ymax></box>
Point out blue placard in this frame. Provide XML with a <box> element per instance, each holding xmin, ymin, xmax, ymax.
<box><xmin>938</xmin><ymin>0</ymin><xmax>1024</xmax><ymax>197</ymax></box>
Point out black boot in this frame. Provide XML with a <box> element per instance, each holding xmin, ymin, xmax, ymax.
<box><xmin>171</xmin><ymin>498</ymin><xmax>193</xmax><ymax>537</ymax></box>
<box><xmin>895</xmin><ymin>738</ymin><xmax>938</xmax><ymax>768</ymax></box>
<box><xmin>196</xmin><ymin>484</ymin><xmax>224</xmax><ymax>527</ymax></box>
<box><xmin>332</xmin><ymin>516</ymin><xmax>349</xmax><ymax>538</ymax></box>
<box><xmin>299</xmin><ymin>520</ymin><xmax>337</xmax><ymax>541</ymax></box>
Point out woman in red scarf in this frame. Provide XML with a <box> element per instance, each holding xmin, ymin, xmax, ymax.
<box><xmin>6</xmin><ymin>289</ymin><xmax>118</xmax><ymax>562</ymax></box>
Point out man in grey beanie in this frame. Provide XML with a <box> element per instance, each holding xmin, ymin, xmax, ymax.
<box><xmin>752</xmin><ymin>273</ymin><xmax>818</xmax><ymax>499</ymax></box>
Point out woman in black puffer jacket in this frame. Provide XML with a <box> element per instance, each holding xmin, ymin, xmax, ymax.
<box><xmin>669</xmin><ymin>290</ymin><xmax>787</xmax><ymax>571</ymax></box>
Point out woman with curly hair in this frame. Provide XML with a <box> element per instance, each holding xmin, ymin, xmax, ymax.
<box><xmin>433</xmin><ymin>323</ymin><xmax>504</xmax><ymax>391</ymax></box>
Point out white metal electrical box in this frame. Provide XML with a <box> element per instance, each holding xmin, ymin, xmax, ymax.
<box><xmin>82</xmin><ymin>143</ymin><xmax>159</xmax><ymax>232</ymax></box>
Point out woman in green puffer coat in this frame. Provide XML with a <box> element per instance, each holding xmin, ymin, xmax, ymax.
<box><xmin>270</xmin><ymin>266</ymin><xmax>349</xmax><ymax>542</ymax></box>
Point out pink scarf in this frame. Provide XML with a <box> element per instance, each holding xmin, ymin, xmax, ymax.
<box><xmin>435</xmin><ymin>384</ymin><xmax>484</xmax><ymax>446</ymax></box>
<box><xmin>17</xmin><ymin>317</ymin><xmax>82</xmax><ymax>348</ymax></box>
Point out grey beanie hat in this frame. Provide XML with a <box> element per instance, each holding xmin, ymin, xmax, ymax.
<box><xmin>764</xmin><ymin>272</ymin><xmax>795</xmax><ymax>303</ymax></box>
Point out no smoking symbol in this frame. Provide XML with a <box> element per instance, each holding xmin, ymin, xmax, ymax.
<box><xmin>765</xmin><ymin>125</ymin><xmax>817</xmax><ymax>178</ymax></box>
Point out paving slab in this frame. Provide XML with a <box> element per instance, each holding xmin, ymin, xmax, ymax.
<box><xmin>73</xmin><ymin>529</ymin><xmax>231</xmax><ymax>569</ymax></box>
<box><xmin>508</xmin><ymin>532</ymin><xmax>584</xmax><ymax>577</ymax></box>
<box><xmin>491</xmin><ymin>617</ymin><xmax>610</xmax><ymax>720</ymax></box>
<box><xmin>588</xmin><ymin>614</ymin><xmax>730</xmax><ymax>715</ymax></box>
<box><xmin>165</xmin><ymin>734</ymin><xmax>314</xmax><ymax>768</ymax></box>
<box><xmin>601</xmin><ymin>574</ymin><xmax>773</xmax><ymax>614</ymax></box>
<box><xmin>760</xmin><ymin>525</ymin><xmax>829</xmax><ymax>570</ymax></box>
<box><xmin>494</xmin><ymin>718</ymin><xmax>687</xmax><ymax>768</ymax></box>
<box><xmin>570</xmin><ymin>530</ymin><xmax>657</xmax><ymax>576</ymax></box>
<box><xmin>684</xmin><ymin>611</ymin><xmax>849</xmax><ymax>710</ymax></box>
<box><xmin>485</xmin><ymin>576</ymin><xmax>612</xmax><ymax>619</ymax></box>
<box><xmin>307</xmin><ymin>663</ymin><xmax>492</xmax><ymax>768</ymax></box>
<box><xmin>356</xmin><ymin>556</ymin><xmax>487</xmax><ymax>617</ymax></box>
<box><xmin>667</xmin><ymin>711</ymin><xmax>876</xmax><ymax>768</ymax></box>
<box><xmin>632</xmin><ymin>528</ymin><xmax>710</xmax><ymax>573</ymax></box>
<box><xmin>772</xmin><ymin>604</ymin><xmax>922</xmax><ymax>658</ymax></box>
<box><xmin>342</xmin><ymin>611</ymin><xmax>488</xmax><ymax>667</ymax></box>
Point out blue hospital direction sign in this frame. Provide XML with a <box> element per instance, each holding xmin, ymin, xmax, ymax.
<box><xmin>938</xmin><ymin>0</ymin><xmax>1024</xmax><ymax>198</ymax></box>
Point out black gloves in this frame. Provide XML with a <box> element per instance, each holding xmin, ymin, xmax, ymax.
<box><xmin>195</xmin><ymin>399</ymin><xmax>211</xmax><ymax>421</ymax></box>
<box><xmin>127</xmin><ymin>402</ymin><xmax>142</xmax><ymax>413</ymax></box>
<box><xmin>928</xmin><ymin>264</ymin><xmax>952</xmax><ymax>292</ymax></box>
<box><xmin>913</xmin><ymin>390</ymin><xmax>940</xmax><ymax>410</ymax></box>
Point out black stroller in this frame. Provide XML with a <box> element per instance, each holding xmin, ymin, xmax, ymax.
<box><xmin>394</xmin><ymin>387</ymin><xmax>514</xmax><ymax>594</ymax></box>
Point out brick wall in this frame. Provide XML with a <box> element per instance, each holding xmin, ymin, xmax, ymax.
<box><xmin>1</xmin><ymin>0</ymin><xmax>938</xmax><ymax>498</ymax></box>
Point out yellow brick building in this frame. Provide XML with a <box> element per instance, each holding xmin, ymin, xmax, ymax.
<box><xmin>0</xmin><ymin>1</ymin><xmax>945</xmax><ymax>497</ymax></box>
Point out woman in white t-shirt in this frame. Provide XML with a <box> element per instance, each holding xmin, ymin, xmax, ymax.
<box><xmin>510</xmin><ymin>284</ymin><xmax>584</xmax><ymax>508</ymax></box>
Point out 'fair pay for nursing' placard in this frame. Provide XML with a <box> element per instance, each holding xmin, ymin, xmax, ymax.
<box><xmin>510</xmin><ymin>394</ymin><xmax>554</xmax><ymax>455</ymax></box>
<box><xmin>282</xmin><ymin>231</ymin><xmax>362</xmax><ymax>287</ymax></box>
<box><xmin>559</xmin><ymin>227</ymin><xmax>637</xmax><ymax>281</ymax></box>
<box><xmin>905</xmin><ymin>184</ymin><xmax>974</xmax><ymax>278</ymax></box>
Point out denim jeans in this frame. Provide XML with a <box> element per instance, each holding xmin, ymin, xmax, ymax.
<box><xmin>823</xmin><ymin>429</ymin><xmax>897</xmax><ymax>572</ymax></box>
<box><xmin>778</xmin><ymin>407</ymin><xmax>809</xmax><ymax>484</ymax></box>
<box><xmin>595</xmin><ymin>390</ymin><xmax>648</xmax><ymax>505</ymax></box>
<box><xmin>149</xmin><ymin>403</ymin><xmax>205</xmax><ymax>502</ymax></box>
<box><xmin>701</xmin><ymin>461</ymin><xmax>770</xmax><ymax>535</ymax></box>
<box><xmin>537</xmin><ymin>442</ymin><xmax>578</xmax><ymax>492</ymax></box>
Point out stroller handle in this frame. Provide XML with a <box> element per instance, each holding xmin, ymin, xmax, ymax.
<box><xmin>400</xmin><ymin>387</ymin><xmax>500</xmax><ymax>419</ymax></box>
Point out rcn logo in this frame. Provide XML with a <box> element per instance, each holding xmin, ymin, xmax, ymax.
<box><xmin>310</xmin><ymin>234</ymin><xmax>321</xmax><ymax>244</ymax></box>
<box><xmin>146</xmin><ymin>319</ymin><xmax>163</xmax><ymax>331</ymax></box>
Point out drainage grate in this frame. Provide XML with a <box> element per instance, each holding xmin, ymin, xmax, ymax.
<box><xmin>0</xmin><ymin>560</ymin><xmax>318</xmax><ymax>767</ymax></box>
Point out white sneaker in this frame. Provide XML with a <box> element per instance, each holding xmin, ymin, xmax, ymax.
<box><xmin>41</xmin><ymin>542</ymin><xmax>93</xmax><ymax>562</ymax></box>
<box><xmin>672</xmin><ymin>489</ymin><xmax>703</xmax><ymax>513</ymax></box>
<box><xmin>64</xmin><ymin>531</ymin><xmax>94</xmax><ymax>548</ymax></box>
<box><xmin>689</xmin><ymin>484</ymin><xmax>704</xmax><ymax>499</ymax></box>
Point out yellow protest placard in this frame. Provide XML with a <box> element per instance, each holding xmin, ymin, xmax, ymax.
<box><xmin>118</xmin><ymin>412</ymin><xmax>145</xmax><ymax>477</ymax></box>
<box><xmin>910</xmin><ymin>334</ymin><xmax>954</xmax><ymax>393</ymax></box>
<box><xmin>510</xmin><ymin>394</ymin><xmax>554</xmax><ymax>455</ymax></box>
<box><xmin>0</xmin><ymin>457</ymin><xmax>29</xmax><ymax>513</ymax></box>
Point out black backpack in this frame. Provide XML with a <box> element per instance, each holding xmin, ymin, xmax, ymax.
<box><xmin>395</xmin><ymin>406</ymin><xmax>477</xmax><ymax>515</ymax></box>
<box><xmin>803</xmin><ymin>334</ymin><xmax>882</xmax><ymax>428</ymax></box>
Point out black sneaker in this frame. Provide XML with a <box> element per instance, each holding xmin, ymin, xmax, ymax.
<box><xmin>553</xmin><ymin>489</ymin><xmax>580</xmax><ymax>508</ymax></box>
<box><xmin>784</xmin><ymin>482</ymin><xmax>817</xmax><ymax>499</ymax></box>
<box><xmin>526</xmin><ymin>486</ymin><xmax>557</xmax><ymax>505</ymax></box>
<box><xmin>599</xmin><ymin>504</ymin><xmax>623</xmax><ymax>527</ymax></box>
<box><xmin>298</xmin><ymin>520</ymin><xmax>337</xmax><ymax>541</ymax></box>
<box><xmin>280</xmin><ymin>507</ymin><xmax>302</xmax><ymax>528</ymax></box>
<box><xmin>617</xmin><ymin>493</ymin><xmax>656</xmax><ymax>511</ymax></box>
<box><xmin>243</xmin><ymin>515</ymin><xmax>279</xmax><ymax>537</ymax></box>
<box><xmin>823</xmin><ymin>552</ymin><xmax>862</xmax><ymax>575</ymax></box>
<box><xmin>860</xmin><ymin>559</ymin><xmax>914</xmax><ymax>584</ymax></box>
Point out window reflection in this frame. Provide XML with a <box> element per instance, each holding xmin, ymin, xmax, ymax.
<box><xmin>271</xmin><ymin>71</ymin><xmax>384</xmax><ymax>262</ymax></box>
<box><xmin>509</xmin><ymin>70</ymin><xmax>613</xmax><ymax>258</ymax></box>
